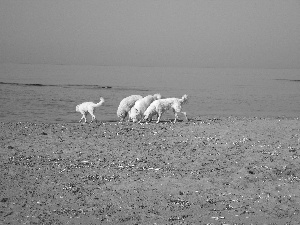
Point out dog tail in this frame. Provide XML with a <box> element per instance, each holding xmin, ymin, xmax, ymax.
<box><xmin>153</xmin><ymin>93</ymin><xmax>162</xmax><ymax>100</ymax></box>
<box><xmin>95</xmin><ymin>97</ymin><xmax>105</xmax><ymax>107</ymax></box>
<box><xmin>180</xmin><ymin>94</ymin><xmax>188</xmax><ymax>104</ymax></box>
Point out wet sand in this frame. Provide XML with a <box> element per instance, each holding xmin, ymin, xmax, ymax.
<box><xmin>1</xmin><ymin>116</ymin><xmax>300</xmax><ymax>224</ymax></box>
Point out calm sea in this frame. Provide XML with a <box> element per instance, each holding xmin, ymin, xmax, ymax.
<box><xmin>0</xmin><ymin>63</ymin><xmax>299</xmax><ymax>123</ymax></box>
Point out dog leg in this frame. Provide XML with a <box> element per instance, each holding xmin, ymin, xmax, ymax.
<box><xmin>156</xmin><ymin>112</ymin><xmax>162</xmax><ymax>123</ymax></box>
<box><xmin>90</xmin><ymin>113</ymin><xmax>96</xmax><ymax>122</ymax></box>
<box><xmin>182</xmin><ymin>112</ymin><xmax>188</xmax><ymax>121</ymax></box>
<box><xmin>126</xmin><ymin>111</ymin><xmax>131</xmax><ymax>122</ymax></box>
<box><xmin>79</xmin><ymin>114</ymin><xmax>85</xmax><ymax>123</ymax></box>
<box><xmin>174</xmin><ymin>112</ymin><xmax>178</xmax><ymax>123</ymax></box>
<box><xmin>88</xmin><ymin>109</ymin><xmax>96</xmax><ymax>123</ymax></box>
<box><xmin>138</xmin><ymin>117</ymin><xmax>143</xmax><ymax>123</ymax></box>
<box><xmin>80</xmin><ymin>115</ymin><xmax>87</xmax><ymax>123</ymax></box>
<box><xmin>83</xmin><ymin>112</ymin><xmax>88</xmax><ymax>123</ymax></box>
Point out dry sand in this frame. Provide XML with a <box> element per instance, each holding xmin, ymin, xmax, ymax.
<box><xmin>1</xmin><ymin>116</ymin><xmax>300</xmax><ymax>224</ymax></box>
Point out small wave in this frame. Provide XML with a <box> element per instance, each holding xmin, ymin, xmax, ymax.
<box><xmin>0</xmin><ymin>81</ymin><xmax>150</xmax><ymax>91</ymax></box>
<box><xmin>275</xmin><ymin>79</ymin><xmax>300</xmax><ymax>82</ymax></box>
<box><xmin>0</xmin><ymin>82</ymin><xmax>113</xmax><ymax>89</ymax></box>
<box><xmin>0</xmin><ymin>82</ymin><xmax>47</xmax><ymax>87</ymax></box>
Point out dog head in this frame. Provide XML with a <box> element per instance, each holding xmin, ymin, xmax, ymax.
<box><xmin>144</xmin><ymin>110</ymin><xmax>156</xmax><ymax>122</ymax></box>
<box><xmin>129</xmin><ymin>107</ymin><xmax>140</xmax><ymax>122</ymax></box>
<box><xmin>181</xmin><ymin>94</ymin><xmax>189</xmax><ymax>104</ymax></box>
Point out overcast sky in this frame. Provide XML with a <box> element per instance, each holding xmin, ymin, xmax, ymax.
<box><xmin>1</xmin><ymin>0</ymin><xmax>300</xmax><ymax>68</ymax></box>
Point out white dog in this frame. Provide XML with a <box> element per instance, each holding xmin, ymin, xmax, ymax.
<box><xmin>129</xmin><ymin>93</ymin><xmax>162</xmax><ymax>122</ymax></box>
<box><xmin>76</xmin><ymin>97</ymin><xmax>105</xmax><ymax>123</ymax></box>
<box><xmin>144</xmin><ymin>94</ymin><xmax>188</xmax><ymax>123</ymax></box>
<box><xmin>117</xmin><ymin>95</ymin><xmax>143</xmax><ymax>122</ymax></box>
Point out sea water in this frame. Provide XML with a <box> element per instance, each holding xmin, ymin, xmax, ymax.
<box><xmin>0</xmin><ymin>63</ymin><xmax>299</xmax><ymax>123</ymax></box>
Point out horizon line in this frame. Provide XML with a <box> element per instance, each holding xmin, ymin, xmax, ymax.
<box><xmin>1</xmin><ymin>62</ymin><xmax>299</xmax><ymax>70</ymax></box>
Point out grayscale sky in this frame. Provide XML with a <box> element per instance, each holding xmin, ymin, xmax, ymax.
<box><xmin>1</xmin><ymin>0</ymin><xmax>300</xmax><ymax>68</ymax></box>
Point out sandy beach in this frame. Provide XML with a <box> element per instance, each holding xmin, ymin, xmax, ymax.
<box><xmin>1</xmin><ymin>116</ymin><xmax>300</xmax><ymax>224</ymax></box>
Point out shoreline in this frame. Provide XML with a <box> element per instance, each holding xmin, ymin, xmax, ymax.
<box><xmin>1</xmin><ymin>115</ymin><xmax>300</xmax><ymax>224</ymax></box>
<box><xmin>1</xmin><ymin>113</ymin><xmax>299</xmax><ymax>125</ymax></box>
